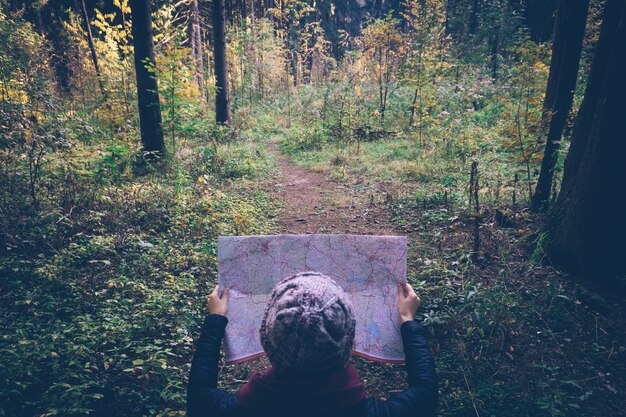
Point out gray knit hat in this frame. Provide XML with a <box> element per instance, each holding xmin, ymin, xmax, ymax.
<box><xmin>260</xmin><ymin>271</ymin><xmax>356</xmax><ymax>377</ymax></box>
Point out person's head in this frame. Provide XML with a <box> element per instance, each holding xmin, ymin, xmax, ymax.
<box><xmin>260</xmin><ymin>271</ymin><xmax>356</xmax><ymax>377</ymax></box>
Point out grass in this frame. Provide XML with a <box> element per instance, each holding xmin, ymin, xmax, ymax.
<box><xmin>388</xmin><ymin>191</ymin><xmax>625</xmax><ymax>416</ymax></box>
<box><xmin>0</xmin><ymin>119</ymin><xmax>280</xmax><ymax>416</ymax></box>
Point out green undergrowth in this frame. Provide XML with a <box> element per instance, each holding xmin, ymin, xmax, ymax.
<box><xmin>386</xmin><ymin>192</ymin><xmax>626</xmax><ymax>417</ymax></box>
<box><xmin>277</xmin><ymin>74</ymin><xmax>555</xmax><ymax>210</ymax></box>
<box><xmin>0</xmin><ymin>120</ymin><xmax>278</xmax><ymax>416</ymax></box>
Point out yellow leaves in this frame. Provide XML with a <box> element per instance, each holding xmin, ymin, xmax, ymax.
<box><xmin>163</xmin><ymin>273</ymin><xmax>176</xmax><ymax>286</ymax></box>
<box><xmin>107</xmin><ymin>279</ymin><xmax>123</xmax><ymax>289</ymax></box>
<box><xmin>98</xmin><ymin>194</ymin><xmax>113</xmax><ymax>204</ymax></box>
<box><xmin>1</xmin><ymin>82</ymin><xmax>30</xmax><ymax>106</ymax></box>
<box><xmin>113</xmin><ymin>0</ymin><xmax>131</xmax><ymax>14</ymax></box>
<box><xmin>362</xmin><ymin>17</ymin><xmax>407</xmax><ymax>57</ymax></box>
<box><xmin>126</xmin><ymin>357</ymin><xmax>168</xmax><ymax>374</ymax></box>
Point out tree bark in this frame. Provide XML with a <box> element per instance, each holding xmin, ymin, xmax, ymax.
<box><xmin>409</xmin><ymin>87</ymin><xmax>418</xmax><ymax>128</ymax></box>
<box><xmin>523</xmin><ymin>0</ymin><xmax>558</xmax><ymax>43</ymax></box>
<box><xmin>79</xmin><ymin>0</ymin><xmax>109</xmax><ymax>105</ymax></box>
<box><xmin>129</xmin><ymin>0</ymin><xmax>165</xmax><ymax>155</ymax></box>
<box><xmin>490</xmin><ymin>23</ymin><xmax>499</xmax><ymax>80</ymax></box>
<box><xmin>250</xmin><ymin>0</ymin><xmax>256</xmax><ymax>28</ymax></box>
<box><xmin>46</xmin><ymin>4</ymin><xmax>75</xmax><ymax>94</ymax></box>
<box><xmin>213</xmin><ymin>0</ymin><xmax>232</xmax><ymax>125</ymax></box>
<box><xmin>191</xmin><ymin>0</ymin><xmax>205</xmax><ymax>100</ymax></box>
<box><xmin>531</xmin><ymin>0</ymin><xmax>590</xmax><ymax>212</ymax></box>
<box><xmin>547</xmin><ymin>0</ymin><xmax>626</xmax><ymax>277</ymax></box>
<box><xmin>469</xmin><ymin>0</ymin><xmax>479</xmax><ymax>35</ymax></box>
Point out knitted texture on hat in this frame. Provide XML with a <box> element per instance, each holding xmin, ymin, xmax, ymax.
<box><xmin>260</xmin><ymin>271</ymin><xmax>356</xmax><ymax>377</ymax></box>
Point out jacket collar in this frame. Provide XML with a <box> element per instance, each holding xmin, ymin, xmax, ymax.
<box><xmin>238</xmin><ymin>364</ymin><xmax>366</xmax><ymax>412</ymax></box>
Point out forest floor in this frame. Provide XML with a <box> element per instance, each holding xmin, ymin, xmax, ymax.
<box><xmin>218</xmin><ymin>134</ymin><xmax>626</xmax><ymax>416</ymax></box>
<box><xmin>3</xmin><ymin>117</ymin><xmax>626</xmax><ymax>417</ymax></box>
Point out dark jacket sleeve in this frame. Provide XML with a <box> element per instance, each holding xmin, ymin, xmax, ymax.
<box><xmin>187</xmin><ymin>314</ymin><xmax>237</xmax><ymax>417</ymax></box>
<box><xmin>367</xmin><ymin>320</ymin><xmax>438</xmax><ymax>417</ymax></box>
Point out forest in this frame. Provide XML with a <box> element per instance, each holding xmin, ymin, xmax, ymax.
<box><xmin>0</xmin><ymin>0</ymin><xmax>625</xmax><ymax>415</ymax></box>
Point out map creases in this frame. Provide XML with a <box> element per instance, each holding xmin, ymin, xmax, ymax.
<box><xmin>218</xmin><ymin>234</ymin><xmax>408</xmax><ymax>364</ymax></box>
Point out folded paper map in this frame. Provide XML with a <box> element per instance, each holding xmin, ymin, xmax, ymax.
<box><xmin>218</xmin><ymin>234</ymin><xmax>408</xmax><ymax>364</ymax></box>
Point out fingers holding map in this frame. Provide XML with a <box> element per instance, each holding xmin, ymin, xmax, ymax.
<box><xmin>217</xmin><ymin>234</ymin><xmax>408</xmax><ymax>364</ymax></box>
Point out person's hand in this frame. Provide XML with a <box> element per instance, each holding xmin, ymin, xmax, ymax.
<box><xmin>207</xmin><ymin>286</ymin><xmax>229</xmax><ymax>316</ymax></box>
<box><xmin>397</xmin><ymin>283</ymin><xmax>420</xmax><ymax>323</ymax></box>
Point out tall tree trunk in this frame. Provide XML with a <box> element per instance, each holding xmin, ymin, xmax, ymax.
<box><xmin>204</xmin><ymin>27</ymin><xmax>213</xmax><ymax>105</ymax></box>
<box><xmin>190</xmin><ymin>4</ymin><xmax>197</xmax><ymax>81</ymax></box>
<box><xmin>129</xmin><ymin>0</ymin><xmax>165</xmax><ymax>155</ymax></box>
<box><xmin>444</xmin><ymin>0</ymin><xmax>450</xmax><ymax>34</ymax></box>
<box><xmin>524</xmin><ymin>0</ymin><xmax>558</xmax><ymax>43</ymax></box>
<box><xmin>469</xmin><ymin>0</ymin><xmax>479</xmax><ymax>35</ymax></box>
<box><xmin>409</xmin><ymin>87</ymin><xmax>418</xmax><ymax>128</ymax></box>
<box><xmin>249</xmin><ymin>0</ymin><xmax>256</xmax><ymax>103</ymax></box>
<box><xmin>33</xmin><ymin>3</ymin><xmax>45</xmax><ymax>36</ymax></box>
<box><xmin>547</xmin><ymin>0</ymin><xmax>626</xmax><ymax>277</ymax></box>
<box><xmin>226</xmin><ymin>0</ymin><xmax>234</xmax><ymax>24</ymax></box>
<box><xmin>119</xmin><ymin>4</ymin><xmax>131</xmax><ymax>113</ymax></box>
<box><xmin>531</xmin><ymin>0</ymin><xmax>590</xmax><ymax>212</ymax></box>
<box><xmin>47</xmin><ymin>5</ymin><xmax>75</xmax><ymax>94</ymax></box>
<box><xmin>250</xmin><ymin>0</ymin><xmax>256</xmax><ymax>28</ymax></box>
<box><xmin>213</xmin><ymin>0</ymin><xmax>232</xmax><ymax>125</ymax></box>
<box><xmin>79</xmin><ymin>0</ymin><xmax>108</xmax><ymax>105</ymax></box>
<box><xmin>490</xmin><ymin>24</ymin><xmax>499</xmax><ymax>80</ymax></box>
<box><xmin>191</xmin><ymin>0</ymin><xmax>205</xmax><ymax>100</ymax></box>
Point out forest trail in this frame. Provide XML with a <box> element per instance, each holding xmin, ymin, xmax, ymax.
<box><xmin>268</xmin><ymin>141</ymin><xmax>395</xmax><ymax>236</ymax></box>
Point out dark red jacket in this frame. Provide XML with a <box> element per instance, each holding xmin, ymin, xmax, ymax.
<box><xmin>187</xmin><ymin>314</ymin><xmax>438</xmax><ymax>417</ymax></box>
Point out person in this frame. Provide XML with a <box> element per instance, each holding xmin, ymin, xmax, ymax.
<box><xmin>187</xmin><ymin>271</ymin><xmax>438</xmax><ymax>417</ymax></box>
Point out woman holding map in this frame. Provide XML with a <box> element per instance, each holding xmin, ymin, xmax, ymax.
<box><xmin>187</xmin><ymin>271</ymin><xmax>438</xmax><ymax>417</ymax></box>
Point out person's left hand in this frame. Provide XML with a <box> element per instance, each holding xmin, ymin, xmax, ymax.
<box><xmin>207</xmin><ymin>286</ymin><xmax>229</xmax><ymax>316</ymax></box>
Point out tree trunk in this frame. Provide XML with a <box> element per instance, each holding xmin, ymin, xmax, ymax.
<box><xmin>523</xmin><ymin>0</ymin><xmax>558</xmax><ymax>43</ymax></box>
<box><xmin>250</xmin><ymin>0</ymin><xmax>256</xmax><ymax>28</ymax></box>
<box><xmin>490</xmin><ymin>24</ymin><xmax>499</xmax><ymax>80</ymax></box>
<box><xmin>213</xmin><ymin>0</ymin><xmax>232</xmax><ymax>125</ymax></box>
<box><xmin>46</xmin><ymin>4</ymin><xmax>75</xmax><ymax>94</ymax></box>
<box><xmin>547</xmin><ymin>0</ymin><xmax>626</xmax><ymax>277</ymax></box>
<box><xmin>469</xmin><ymin>0</ymin><xmax>479</xmax><ymax>35</ymax></box>
<box><xmin>129</xmin><ymin>0</ymin><xmax>165</xmax><ymax>155</ymax></box>
<box><xmin>79</xmin><ymin>0</ymin><xmax>108</xmax><ymax>105</ymax></box>
<box><xmin>531</xmin><ymin>0</ymin><xmax>590</xmax><ymax>212</ymax></box>
<box><xmin>204</xmin><ymin>26</ymin><xmax>213</xmax><ymax>105</ymax></box>
<box><xmin>191</xmin><ymin>0</ymin><xmax>205</xmax><ymax>100</ymax></box>
<box><xmin>226</xmin><ymin>0</ymin><xmax>234</xmax><ymax>24</ymax></box>
<box><xmin>409</xmin><ymin>87</ymin><xmax>418</xmax><ymax>128</ymax></box>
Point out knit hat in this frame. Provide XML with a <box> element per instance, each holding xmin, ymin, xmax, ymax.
<box><xmin>260</xmin><ymin>271</ymin><xmax>356</xmax><ymax>377</ymax></box>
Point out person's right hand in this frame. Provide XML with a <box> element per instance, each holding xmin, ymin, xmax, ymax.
<box><xmin>397</xmin><ymin>283</ymin><xmax>420</xmax><ymax>323</ymax></box>
<box><xmin>207</xmin><ymin>286</ymin><xmax>229</xmax><ymax>316</ymax></box>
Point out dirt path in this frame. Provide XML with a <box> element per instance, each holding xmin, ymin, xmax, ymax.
<box><xmin>269</xmin><ymin>141</ymin><xmax>395</xmax><ymax>235</ymax></box>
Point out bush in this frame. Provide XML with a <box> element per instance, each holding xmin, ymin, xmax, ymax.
<box><xmin>282</xmin><ymin>123</ymin><xmax>330</xmax><ymax>153</ymax></box>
